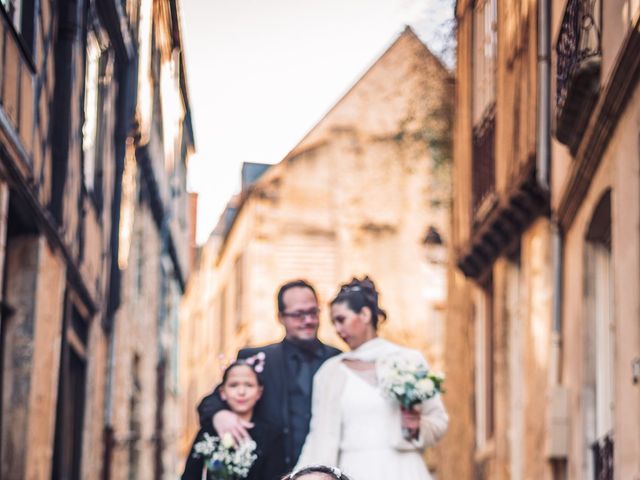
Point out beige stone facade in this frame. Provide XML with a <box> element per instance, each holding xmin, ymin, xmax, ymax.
<box><xmin>443</xmin><ymin>0</ymin><xmax>640</xmax><ymax>479</ymax></box>
<box><xmin>0</xmin><ymin>1</ymin><xmax>194</xmax><ymax>479</ymax></box>
<box><xmin>179</xmin><ymin>28</ymin><xmax>453</xmax><ymax>473</ymax></box>
<box><xmin>551</xmin><ymin>3</ymin><xmax>640</xmax><ymax>478</ymax></box>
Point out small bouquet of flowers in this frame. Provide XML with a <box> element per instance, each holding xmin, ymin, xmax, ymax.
<box><xmin>192</xmin><ymin>432</ymin><xmax>258</xmax><ymax>480</ymax></box>
<box><xmin>379</xmin><ymin>354</ymin><xmax>445</xmax><ymax>439</ymax></box>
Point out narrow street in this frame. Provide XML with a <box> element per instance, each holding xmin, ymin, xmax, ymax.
<box><xmin>0</xmin><ymin>1</ymin><xmax>638</xmax><ymax>479</ymax></box>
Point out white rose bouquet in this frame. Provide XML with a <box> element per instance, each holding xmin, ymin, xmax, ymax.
<box><xmin>192</xmin><ymin>432</ymin><xmax>258</xmax><ymax>480</ymax></box>
<box><xmin>379</xmin><ymin>354</ymin><xmax>445</xmax><ymax>439</ymax></box>
<box><xmin>379</xmin><ymin>355</ymin><xmax>445</xmax><ymax>408</ymax></box>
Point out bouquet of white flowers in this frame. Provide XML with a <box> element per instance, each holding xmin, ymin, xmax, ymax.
<box><xmin>192</xmin><ymin>432</ymin><xmax>258</xmax><ymax>480</ymax></box>
<box><xmin>379</xmin><ymin>354</ymin><xmax>445</xmax><ymax>409</ymax></box>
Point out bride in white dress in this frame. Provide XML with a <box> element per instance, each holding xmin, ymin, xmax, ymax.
<box><xmin>295</xmin><ymin>277</ymin><xmax>448</xmax><ymax>480</ymax></box>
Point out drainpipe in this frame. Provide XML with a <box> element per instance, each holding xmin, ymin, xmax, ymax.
<box><xmin>539</xmin><ymin>0</ymin><xmax>569</xmax><ymax>465</ymax></box>
<box><xmin>550</xmin><ymin>220</ymin><xmax>563</xmax><ymax>384</ymax></box>
<box><xmin>537</xmin><ymin>0</ymin><xmax>551</xmax><ymax>191</ymax></box>
<box><xmin>50</xmin><ymin>0</ymin><xmax>82</xmax><ymax>223</ymax></box>
<box><xmin>537</xmin><ymin>0</ymin><xmax>558</xmax><ymax>377</ymax></box>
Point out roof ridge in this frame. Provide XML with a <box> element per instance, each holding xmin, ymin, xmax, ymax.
<box><xmin>280</xmin><ymin>26</ymin><xmax>433</xmax><ymax>161</ymax></box>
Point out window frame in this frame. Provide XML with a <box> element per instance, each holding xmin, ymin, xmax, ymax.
<box><xmin>474</xmin><ymin>278</ymin><xmax>495</xmax><ymax>450</ymax></box>
<box><xmin>583</xmin><ymin>190</ymin><xmax>614</xmax><ymax>479</ymax></box>
<box><xmin>0</xmin><ymin>0</ymin><xmax>36</xmax><ymax>66</ymax></box>
<box><xmin>471</xmin><ymin>0</ymin><xmax>497</xmax><ymax>126</ymax></box>
<box><xmin>81</xmin><ymin>12</ymin><xmax>113</xmax><ymax>213</ymax></box>
<box><xmin>51</xmin><ymin>292</ymin><xmax>90</xmax><ymax>480</ymax></box>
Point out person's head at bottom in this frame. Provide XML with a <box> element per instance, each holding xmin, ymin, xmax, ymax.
<box><xmin>282</xmin><ymin>465</ymin><xmax>352</xmax><ymax>480</ymax></box>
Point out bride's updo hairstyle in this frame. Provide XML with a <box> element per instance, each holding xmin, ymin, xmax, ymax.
<box><xmin>330</xmin><ymin>276</ymin><xmax>387</xmax><ymax>329</ymax></box>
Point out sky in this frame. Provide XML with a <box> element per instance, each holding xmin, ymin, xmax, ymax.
<box><xmin>180</xmin><ymin>0</ymin><xmax>454</xmax><ymax>244</ymax></box>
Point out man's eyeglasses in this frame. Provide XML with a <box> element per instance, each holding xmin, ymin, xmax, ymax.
<box><xmin>280</xmin><ymin>307</ymin><xmax>320</xmax><ymax>320</ymax></box>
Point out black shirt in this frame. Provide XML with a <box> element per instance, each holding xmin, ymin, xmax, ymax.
<box><xmin>282</xmin><ymin>338</ymin><xmax>325</xmax><ymax>462</ymax></box>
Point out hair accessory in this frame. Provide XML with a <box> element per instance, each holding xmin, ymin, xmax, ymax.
<box><xmin>342</xmin><ymin>285</ymin><xmax>361</xmax><ymax>293</ymax></box>
<box><xmin>287</xmin><ymin>465</ymin><xmax>345</xmax><ymax>479</ymax></box>
<box><xmin>218</xmin><ymin>353</ymin><xmax>231</xmax><ymax>373</ymax></box>
<box><xmin>329</xmin><ymin>467</ymin><xmax>344</xmax><ymax>477</ymax></box>
<box><xmin>244</xmin><ymin>351</ymin><xmax>266</xmax><ymax>373</ymax></box>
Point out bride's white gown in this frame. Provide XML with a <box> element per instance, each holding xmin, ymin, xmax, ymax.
<box><xmin>338</xmin><ymin>364</ymin><xmax>431</xmax><ymax>480</ymax></box>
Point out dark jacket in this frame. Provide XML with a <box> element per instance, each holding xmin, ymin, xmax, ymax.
<box><xmin>182</xmin><ymin>418</ymin><xmax>285</xmax><ymax>480</ymax></box>
<box><xmin>197</xmin><ymin>340</ymin><xmax>341</xmax><ymax>471</ymax></box>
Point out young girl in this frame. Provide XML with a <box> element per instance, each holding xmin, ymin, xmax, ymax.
<box><xmin>182</xmin><ymin>360</ymin><xmax>285</xmax><ymax>480</ymax></box>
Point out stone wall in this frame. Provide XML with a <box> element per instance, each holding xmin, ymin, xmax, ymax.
<box><xmin>444</xmin><ymin>0</ymin><xmax>640</xmax><ymax>479</ymax></box>
<box><xmin>0</xmin><ymin>1</ymin><xmax>193</xmax><ymax>478</ymax></box>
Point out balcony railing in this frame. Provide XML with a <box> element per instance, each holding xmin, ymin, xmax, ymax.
<box><xmin>555</xmin><ymin>0</ymin><xmax>601</xmax><ymax>152</ymax></box>
<box><xmin>591</xmin><ymin>433</ymin><xmax>613</xmax><ymax>480</ymax></box>
<box><xmin>472</xmin><ymin>108</ymin><xmax>496</xmax><ymax>222</ymax></box>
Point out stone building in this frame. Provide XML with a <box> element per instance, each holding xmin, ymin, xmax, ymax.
<box><xmin>550</xmin><ymin>1</ymin><xmax>639</xmax><ymax>478</ymax></box>
<box><xmin>441</xmin><ymin>0</ymin><xmax>640</xmax><ymax>479</ymax></box>
<box><xmin>106</xmin><ymin>0</ymin><xmax>194</xmax><ymax>478</ymax></box>
<box><xmin>0</xmin><ymin>0</ymin><xmax>193</xmax><ymax>479</ymax></box>
<box><xmin>179</xmin><ymin>27</ymin><xmax>453</xmax><ymax>473</ymax></box>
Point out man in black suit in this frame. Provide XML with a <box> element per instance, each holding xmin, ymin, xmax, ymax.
<box><xmin>197</xmin><ymin>279</ymin><xmax>341</xmax><ymax>472</ymax></box>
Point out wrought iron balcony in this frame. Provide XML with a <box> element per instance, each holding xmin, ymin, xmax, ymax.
<box><xmin>472</xmin><ymin>108</ymin><xmax>496</xmax><ymax>222</ymax></box>
<box><xmin>555</xmin><ymin>0</ymin><xmax>601</xmax><ymax>152</ymax></box>
<box><xmin>591</xmin><ymin>433</ymin><xmax>613</xmax><ymax>480</ymax></box>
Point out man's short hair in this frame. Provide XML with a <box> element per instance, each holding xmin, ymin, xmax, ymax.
<box><xmin>277</xmin><ymin>280</ymin><xmax>318</xmax><ymax>313</ymax></box>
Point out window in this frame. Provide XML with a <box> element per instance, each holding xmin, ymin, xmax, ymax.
<box><xmin>506</xmin><ymin>257</ymin><xmax>524</xmax><ymax>479</ymax></box>
<box><xmin>472</xmin><ymin>0</ymin><xmax>497</xmax><ymax>125</ymax></box>
<box><xmin>160</xmin><ymin>50</ymin><xmax>183</xmax><ymax>174</ymax></box>
<box><xmin>82</xmin><ymin>30</ymin><xmax>102</xmax><ymax>193</ymax></box>
<box><xmin>474</xmin><ymin>279</ymin><xmax>495</xmax><ymax>448</ymax></box>
<box><xmin>82</xmin><ymin>22</ymin><xmax>113</xmax><ymax>207</ymax></box>
<box><xmin>471</xmin><ymin>0</ymin><xmax>497</xmax><ymax>217</ymax></box>
<box><xmin>584</xmin><ymin>191</ymin><xmax>614</xmax><ymax>480</ymax></box>
<box><xmin>136</xmin><ymin>0</ymin><xmax>153</xmax><ymax>133</ymax></box>
<box><xmin>52</xmin><ymin>299</ymin><xmax>89</xmax><ymax>480</ymax></box>
<box><xmin>117</xmin><ymin>139</ymin><xmax>138</xmax><ymax>270</ymax></box>
<box><xmin>1</xmin><ymin>0</ymin><xmax>36</xmax><ymax>56</ymax></box>
<box><xmin>1</xmin><ymin>0</ymin><xmax>22</xmax><ymax>32</ymax></box>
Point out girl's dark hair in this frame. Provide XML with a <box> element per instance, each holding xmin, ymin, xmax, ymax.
<box><xmin>330</xmin><ymin>276</ymin><xmax>387</xmax><ymax>329</ymax></box>
<box><xmin>282</xmin><ymin>465</ymin><xmax>352</xmax><ymax>480</ymax></box>
<box><xmin>221</xmin><ymin>360</ymin><xmax>263</xmax><ymax>386</ymax></box>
